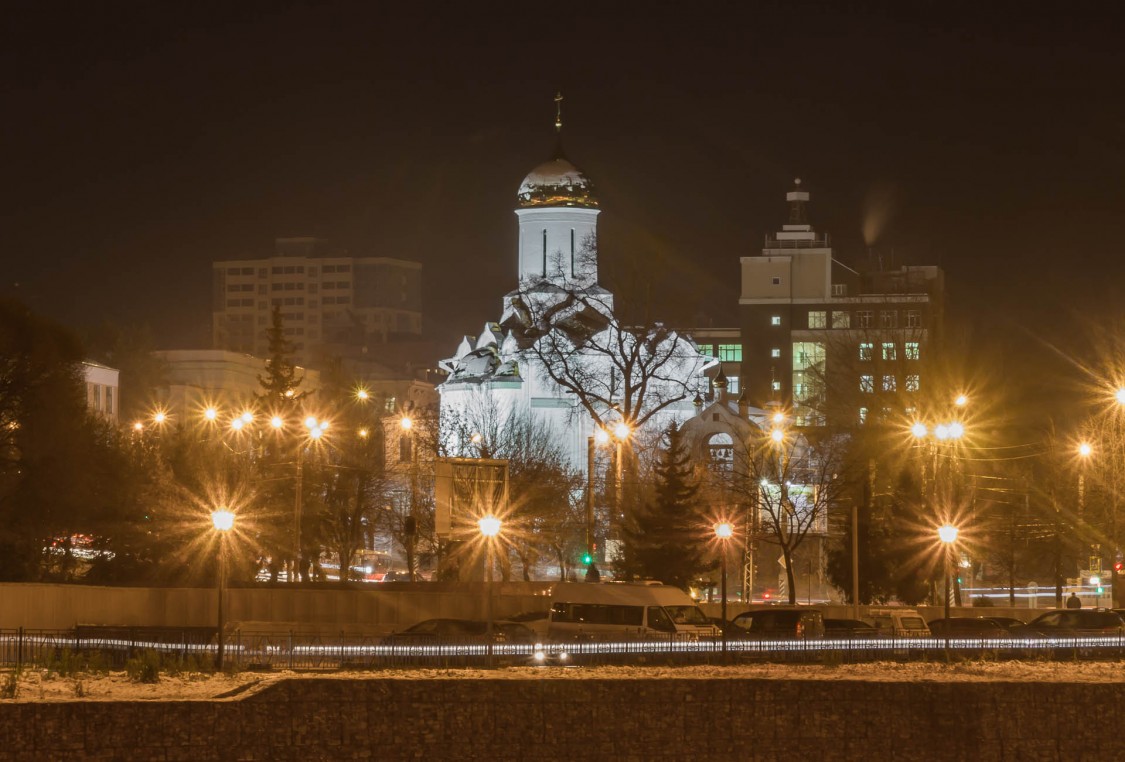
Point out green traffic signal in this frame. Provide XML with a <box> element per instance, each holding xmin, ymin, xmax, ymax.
<box><xmin>582</xmin><ymin>553</ymin><xmax>593</xmax><ymax>565</ymax></box>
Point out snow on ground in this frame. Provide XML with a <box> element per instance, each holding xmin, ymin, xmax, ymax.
<box><xmin>2</xmin><ymin>660</ymin><xmax>1125</xmax><ymax>702</ymax></box>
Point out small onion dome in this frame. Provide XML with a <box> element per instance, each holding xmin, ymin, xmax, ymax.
<box><xmin>693</xmin><ymin>393</ymin><xmax>704</xmax><ymax>408</ymax></box>
<box><xmin>517</xmin><ymin>157</ymin><xmax>598</xmax><ymax>209</ymax></box>
<box><xmin>713</xmin><ymin>367</ymin><xmax>728</xmax><ymax>390</ymax></box>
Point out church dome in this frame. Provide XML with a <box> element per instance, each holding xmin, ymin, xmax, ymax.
<box><xmin>517</xmin><ymin>157</ymin><xmax>598</xmax><ymax>209</ymax></box>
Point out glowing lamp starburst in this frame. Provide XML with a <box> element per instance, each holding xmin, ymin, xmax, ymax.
<box><xmin>478</xmin><ymin>515</ymin><xmax>502</xmax><ymax>537</ymax></box>
<box><xmin>770</xmin><ymin>428</ymin><xmax>784</xmax><ymax>443</ymax></box>
<box><xmin>594</xmin><ymin>428</ymin><xmax>610</xmax><ymax>445</ymax></box>
<box><xmin>211</xmin><ymin>509</ymin><xmax>235</xmax><ymax>532</ymax></box>
<box><xmin>948</xmin><ymin>422</ymin><xmax>965</xmax><ymax>439</ymax></box>
<box><xmin>153</xmin><ymin>411</ymin><xmax>167</xmax><ymax>424</ymax></box>
<box><xmin>938</xmin><ymin>525</ymin><xmax>959</xmax><ymax>544</ymax></box>
<box><xmin>240</xmin><ymin>411</ymin><xmax>253</xmax><ymax>423</ymax></box>
<box><xmin>613</xmin><ymin>422</ymin><xmax>631</xmax><ymax>441</ymax></box>
<box><xmin>714</xmin><ymin>522</ymin><xmax>734</xmax><ymax>540</ymax></box>
<box><xmin>270</xmin><ymin>416</ymin><xmax>284</xmax><ymax>429</ymax></box>
<box><xmin>1078</xmin><ymin>442</ymin><xmax>1093</xmax><ymax>458</ymax></box>
<box><xmin>230</xmin><ymin>418</ymin><xmax>244</xmax><ymax>431</ymax></box>
<box><xmin>400</xmin><ymin>416</ymin><xmax>414</xmax><ymax>432</ymax></box>
<box><xmin>204</xmin><ymin>407</ymin><xmax>218</xmax><ymax>421</ymax></box>
<box><xmin>910</xmin><ymin>422</ymin><xmax>928</xmax><ymax>439</ymax></box>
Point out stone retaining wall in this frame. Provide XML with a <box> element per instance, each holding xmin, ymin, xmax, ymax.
<box><xmin>1</xmin><ymin>677</ymin><xmax>1122</xmax><ymax>760</ymax></box>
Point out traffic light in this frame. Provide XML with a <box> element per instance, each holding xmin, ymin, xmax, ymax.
<box><xmin>581</xmin><ymin>553</ymin><xmax>593</xmax><ymax>565</ymax></box>
<box><xmin>1115</xmin><ymin>562</ymin><xmax>1123</xmax><ymax>573</ymax></box>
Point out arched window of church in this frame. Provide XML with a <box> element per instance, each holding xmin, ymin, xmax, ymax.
<box><xmin>570</xmin><ymin>228</ymin><xmax>576</xmax><ymax>276</ymax></box>
<box><xmin>542</xmin><ymin>229</ymin><xmax>548</xmax><ymax>276</ymax></box>
<box><xmin>707</xmin><ymin>432</ymin><xmax>734</xmax><ymax>472</ymax></box>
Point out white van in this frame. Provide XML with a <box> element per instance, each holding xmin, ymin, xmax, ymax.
<box><xmin>868</xmin><ymin>608</ymin><xmax>931</xmax><ymax>637</ymax></box>
<box><xmin>547</xmin><ymin>582</ymin><xmax>720</xmax><ymax>641</ymax></box>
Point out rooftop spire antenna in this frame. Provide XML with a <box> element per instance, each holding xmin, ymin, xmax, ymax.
<box><xmin>554</xmin><ymin>91</ymin><xmax>564</xmax><ymax>133</ymax></box>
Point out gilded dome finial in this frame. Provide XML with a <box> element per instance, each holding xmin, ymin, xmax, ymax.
<box><xmin>554</xmin><ymin>91</ymin><xmax>564</xmax><ymax>133</ymax></box>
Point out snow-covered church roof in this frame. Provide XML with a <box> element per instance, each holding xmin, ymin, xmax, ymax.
<box><xmin>517</xmin><ymin>156</ymin><xmax>598</xmax><ymax>209</ymax></box>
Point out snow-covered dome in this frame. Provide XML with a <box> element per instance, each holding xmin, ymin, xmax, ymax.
<box><xmin>517</xmin><ymin>157</ymin><xmax>598</xmax><ymax>209</ymax></box>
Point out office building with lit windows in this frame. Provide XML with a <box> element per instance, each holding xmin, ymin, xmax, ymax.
<box><xmin>738</xmin><ymin>180</ymin><xmax>944</xmax><ymax>426</ymax></box>
<box><xmin>212</xmin><ymin>237</ymin><xmax>422</xmax><ymax>367</ymax></box>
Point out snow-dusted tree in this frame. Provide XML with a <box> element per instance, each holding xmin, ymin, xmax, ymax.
<box><xmin>443</xmin><ymin>389</ymin><xmax>584</xmax><ymax>580</ymax></box>
<box><xmin>728</xmin><ymin>427</ymin><xmax>848</xmax><ymax>604</ymax></box>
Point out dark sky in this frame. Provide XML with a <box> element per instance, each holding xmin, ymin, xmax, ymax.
<box><xmin>3</xmin><ymin>1</ymin><xmax>1124</xmax><ymax>353</ymax></box>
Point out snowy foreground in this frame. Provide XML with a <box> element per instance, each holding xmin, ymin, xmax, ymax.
<box><xmin>3</xmin><ymin>661</ymin><xmax>1125</xmax><ymax>702</ymax></box>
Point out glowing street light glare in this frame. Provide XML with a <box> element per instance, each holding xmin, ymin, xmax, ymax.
<box><xmin>309</xmin><ymin>426</ymin><xmax>324</xmax><ymax>440</ymax></box>
<box><xmin>910</xmin><ymin>422</ymin><xmax>928</xmax><ymax>439</ymax></box>
<box><xmin>948</xmin><ymin>422</ymin><xmax>965</xmax><ymax>439</ymax></box>
<box><xmin>132</xmin><ymin>421</ymin><xmax>144</xmax><ymax>432</ymax></box>
<box><xmin>305</xmin><ymin>416</ymin><xmax>319</xmax><ymax>430</ymax></box>
<box><xmin>1078</xmin><ymin>442</ymin><xmax>1093</xmax><ymax>458</ymax></box>
<box><xmin>714</xmin><ymin>522</ymin><xmax>734</xmax><ymax>540</ymax></box>
<box><xmin>613</xmin><ymin>422</ymin><xmax>631</xmax><ymax>441</ymax></box>
<box><xmin>1116</xmin><ymin>388</ymin><xmax>1125</xmax><ymax>406</ymax></box>
<box><xmin>771</xmin><ymin>412</ymin><xmax>785</xmax><ymax>425</ymax></box>
<box><xmin>153</xmin><ymin>411</ymin><xmax>167</xmax><ymax>425</ymax></box>
<box><xmin>319</xmin><ymin>420</ymin><xmax>329</xmax><ymax>431</ymax></box>
<box><xmin>938</xmin><ymin>525</ymin><xmax>959</xmax><ymax>544</ymax></box>
<box><xmin>358</xmin><ymin>428</ymin><xmax>369</xmax><ymax>439</ymax></box>
<box><xmin>478</xmin><ymin>515</ymin><xmax>502</xmax><ymax>537</ymax></box>
<box><xmin>240</xmin><ymin>411</ymin><xmax>253</xmax><ymax>423</ymax></box>
<box><xmin>211</xmin><ymin>509</ymin><xmax>235</xmax><ymax>532</ymax></box>
<box><xmin>400</xmin><ymin>416</ymin><xmax>414</xmax><ymax>432</ymax></box>
<box><xmin>230</xmin><ymin>418</ymin><xmax>244</xmax><ymax>432</ymax></box>
<box><xmin>594</xmin><ymin>428</ymin><xmax>610</xmax><ymax>445</ymax></box>
<box><xmin>1091</xmin><ymin>575</ymin><xmax>1101</xmax><ymax>586</ymax></box>
<box><xmin>934</xmin><ymin>424</ymin><xmax>950</xmax><ymax>441</ymax></box>
<box><xmin>770</xmin><ymin>428</ymin><xmax>784</xmax><ymax>443</ymax></box>
<box><xmin>356</xmin><ymin>389</ymin><xmax>369</xmax><ymax>401</ymax></box>
<box><xmin>954</xmin><ymin>394</ymin><xmax>968</xmax><ymax>407</ymax></box>
<box><xmin>760</xmin><ymin>479</ymin><xmax>770</xmax><ymax>487</ymax></box>
<box><xmin>270</xmin><ymin>416</ymin><xmax>284</xmax><ymax>430</ymax></box>
<box><xmin>204</xmin><ymin>407</ymin><xmax>218</xmax><ymax>421</ymax></box>
<box><xmin>470</xmin><ymin>432</ymin><xmax>482</xmax><ymax>444</ymax></box>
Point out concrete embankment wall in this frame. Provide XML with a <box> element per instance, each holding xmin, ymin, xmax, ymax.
<box><xmin>1</xmin><ymin>677</ymin><xmax>1122</xmax><ymax>760</ymax></box>
<box><xmin>0</xmin><ymin>582</ymin><xmax>552</xmax><ymax>634</ymax></box>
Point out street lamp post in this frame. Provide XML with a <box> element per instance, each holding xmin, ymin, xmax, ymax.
<box><xmin>478</xmin><ymin>515</ymin><xmax>502</xmax><ymax>668</ymax></box>
<box><xmin>401</xmin><ymin>414</ymin><xmax>420</xmax><ymax>582</ymax></box>
<box><xmin>938</xmin><ymin>524</ymin><xmax>958</xmax><ymax>658</ymax></box>
<box><xmin>211</xmin><ymin>508</ymin><xmax>235</xmax><ymax>670</ymax></box>
<box><xmin>714</xmin><ymin>522</ymin><xmax>733</xmax><ymax>659</ymax></box>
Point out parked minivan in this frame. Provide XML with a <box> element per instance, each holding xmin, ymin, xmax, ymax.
<box><xmin>547</xmin><ymin>582</ymin><xmax>719</xmax><ymax>641</ymax></box>
<box><xmin>868</xmin><ymin>608</ymin><xmax>930</xmax><ymax>637</ymax></box>
<box><xmin>729</xmin><ymin>607</ymin><xmax>826</xmax><ymax>639</ymax></box>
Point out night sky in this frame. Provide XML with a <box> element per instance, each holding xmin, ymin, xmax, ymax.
<box><xmin>4</xmin><ymin>1</ymin><xmax>1124</xmax><ymax>356</ymax></box>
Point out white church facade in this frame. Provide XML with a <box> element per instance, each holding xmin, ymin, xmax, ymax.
<box><xmin>437</xmin><ymin>111</ymin><xmax>713</xmax><ymax>474</ymax></box>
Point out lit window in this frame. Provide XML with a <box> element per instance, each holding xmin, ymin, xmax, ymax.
<box><xmin>905</xmin><ymin>374</ymin><xmax>920</xmax><ymax>392</ymax></box>
<box><xmin>880</xmin><ymin>310</ymin><xmax>897</xmax><ymax>328</ymax></box>
<box><xmin>771</xmin><ymin>348</ymin><xmax>781</xmax><ymax>358</ymax></box>
<box><xmin>727</xmin><ymin>376</ymin><xmax>740</xmax><ymax>393</ymax></box>
<box><xmin>882</xmin><ymin>375</ymin><xmax>897</xmax><ymax>392</ymax></box>
<box><xmin>832</xmin><ymin>311</ymin><xmax>850</xmax><ymax>329</ymax></box>
<box><xmin>858</xmin><ymin>407</ymin><xmax>868</xmax><ymax>424</ymax></box>
<box><xmin>771</xmin><ymin>381</ymin><xmax>782</xmax><ymax>391</ymax></box>
<box><xmin>882</xmin><ymin>342</ymin><xmax>896</xmax><ymax>361</ymax></box>
<box><xmin>808</xmin><ymin>311</ymin><xmax>827</xmax><ymax>329</ymax></box>
<box><xmin>856</xmin><ymin>310</ymin><xmax>873</xmax><ymax>328</ymax></box>
<box><xmin>860</xmin><ymin>375</ymin><xmax>874</xmax><ymax>393</ymax></box>
<box><xmin>906</xmin><ymin>310</ymin><xmax>922</xmax><ymax>328</ymax></box>
<box><xmin>697</xmin><ymin>343</ymin><xmax>713</xmax><ymax>357</ymax></box>
<box><xmin>859</xmin><ymin>343</ymin><xmax>873</xmax><ymax>362</ymax></box>
<box><xmin>905</xmin><ymin>342</ymin><xmax>920</xmax><ymax>360</ymax></box>
<box><xmin>718</xmin><ymin>344</ymin><xmax>742</xmax><ymax>362</ymax></box>
<box><xmin>770</xmin><ymin>315</ymin><xmax>782</xmax><ymax>326</ymax></box>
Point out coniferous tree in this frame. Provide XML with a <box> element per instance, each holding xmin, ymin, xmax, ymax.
<box><xmin>617</xmin><ymin>424</ymin><xmax>708</xmax><ymax>591</ymax></box>
<box><xmin>258</xmin><ymin>306</ymin><xmax>304</xmax><ymax>405</ymax></box>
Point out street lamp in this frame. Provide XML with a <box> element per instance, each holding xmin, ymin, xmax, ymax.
<box><xmin>714</xmin><ymin>522</ymin><xmax>734</xmax><ymax>658</ymax></box>
<box><xmin>478</xmin><ymin>514</ymin><xmax>502</xmax><ymax>668</ymax></box>
<box><xmin>211</xmin><ymin>508</ymin><xmax>235</xmax><ymax>670</ymax></box>
<box><xmin>938</xmin><ymin>524</ymin><xmax>958</xmax><ymax>658</ymax></box>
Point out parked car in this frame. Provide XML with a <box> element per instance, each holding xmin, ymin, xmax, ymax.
<box><xmin>505</xmin><ymin>610</ymin><xmax>550</xmax><ymax>638</ymax></box>
<box><xmin>927</xmin><ymin>617</ymin><xmax>1010</xmax><ymax>638</ymax></box>
<box><xmin>729</xmin><ymin>607</ymin><xmax>825</xmax><ymax>639</ymax></box>
<box><xmin>823</xmin><ymin>618</ymin><xmax>878</xmax><ymax>638</ymax></box>
<box><xmin>383</xmin><ymin>618</ymin><xmax>537</xmax><ymax>644</ymax></box>
<box><xmin>868</xmin><ymin>608</ymin><xmax>930</xmax><ymax>638</ymax></box>
<box><xmin>1010</xmin><ymin>609</ymin><xmax>1125</xmax><ymax>637</ymax></box>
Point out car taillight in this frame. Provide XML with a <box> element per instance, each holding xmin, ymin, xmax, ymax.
<box><xmin>796</xmin><ymin>621</ymin><xmax>804</xmax><ymax>637</ymax></box>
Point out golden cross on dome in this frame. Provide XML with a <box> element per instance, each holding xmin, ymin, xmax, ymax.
<box><xmin>554</xmin><ymin>92</ymin><xmax>563</xmax><ymax>133</ymax></box>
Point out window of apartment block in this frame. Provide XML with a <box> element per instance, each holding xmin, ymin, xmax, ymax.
<box><xmin>832</xmin><ymin>284</ymin><xmax>848</xmax><ymax>297</ymax></box>
<box><xmin>906</xmin><ymin>310</ymin><xmax>922</xmax><ymax>327</ymax></box>
<box><xmin>771</xmin><ymin>348</ymin><xmax>781</xmax><ymax>358</ymax></box>
<box><xmin>771</xmin><ymin>276</ymin><xmax>781</xmax><ymax>285</ymax></box>
<box><xmin>718</xmin><ymin>344</ymin><xmax>742</xmax><ymax>362</ymax></box>
<box><xmin>882</xmin><ymin>342</ymin><xmax>896</xmax><ymax>361</ymax></box>
<box><xmin>770</xmin><ymin>316</ymin><xmax>781</xmax><ymax>326</ymax></box>
<box><xmin>696</xmin><ymin>343</ymin><xmax>713</xmax><ymax>356</ymax></box>
<box><xmin>258</xmin><ymin>268</ymin><xmax>267</xmax><ymax>277</ymax></box>
<box><xmin>727</xmin><ymin>376</ymin><xmax>740</xmax><ymax>393</ymax></box>
<box><xmin>772</xmin><ymin>381</ymin><xmax>782</xmax><ymax>391</ymax></box>
<box><xmin>858</xmin><ymin>407</ymin><xmax>868</xmax><ymax>424</ymax></box>
<box><xmin>905</xmin><ymin>374</ymin><xmax>920</xmax><ymax>392</ymax></box>
<box><xmin>832</xmin><ymin>311</ymin><xmax>850</xmax><ymax>329</ymax></box>
<box><xmin>882</xmin><ymin>375</ymin><xmax>897</xmax><ymax>391</ymax></box>
<box><xmin>905</xmin><ymin>342</ymin><xmax>920</xmax><ymax>360</ymax></box>
<box><xmin>859</xmin><ymin>342</ymin><xmax>873</xmax><ymax>361</ymax></box>
<box><xmin>880</xmin><ymin>310</ymin><xmax>897</xmax><ymax>328</ymax></box>
<box><xmin>857</xmin><ymin>310</ymin><xmax>873</xmax><ymax>328</ymax></box>
<box><xmin>860</xmin><ymin>375</ymin><xmax>874</xmax><ymax>393</ymax></box>
<box><xmin>808</xmin><ymin>311</ymin><xmax>827</xmax><ymax>329</ymax></box>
